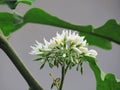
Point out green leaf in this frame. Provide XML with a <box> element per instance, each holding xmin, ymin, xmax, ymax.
<box><xmin>0</xmin><ymin>0</ymin><xmax>34</xmax><ymax>9</ymax></box>
<box><xmin>0</xmin><ymin>8</ymin><xmax>120</xmax><ymax>50</ymax></box>
<box><xmin>13</xmin><ymin>12</ymin><xmax>23</xmax><ymax>25</ymax></box>
<box><xmin>84</xmin><ymin>56</ymin><xmax>120</xmax><ymax>90</ymax></box>
<box><xmin>80</xmin><ymin>32</ymin><xmax>112</xmax><ymax>49</ymax></box>
<box><xmin>0</xmin><ymin>12</ymin><xmax>23</xmax><ymax>36</ymax></box>
<box><xmin>0</xmin><ymin>0</ymin><xmax>17</xmax><ymax>9</ymax></box>
<box><xmin>24</xmin><ymin>8</ymin><xmax>119</xmax><ymax>49</ymax></box>
<box><xmin>16</xmin><ymin>0</ymin><xmax>34</xmax><ymax>5</ymax></box>
<box><xmin>24</xmin><ymin>8</ymin><xmax>92</xmax><ymax>31</ymax></box>
<box><xmin>29</xmin><ymin>87</ymin><xmax>33</xmax><ymax>90</ymax></box>
<box><xmin>94</xmin><ymin>19</ymin><xmax>120</xmax><ymax>45</ymax></box>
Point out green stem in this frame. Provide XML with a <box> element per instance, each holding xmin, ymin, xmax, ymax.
<box><xmin>59</xmin><ymin>66</ymin><xmax>65</xmax><ymax>90</ymax></box>
<box><xmin>59</xmin><ymin>65</ymin><xmax>68</xmax><ymax>90</ymax></box>
<box><xmin>0</xmin><ymin>31</ymin><xmax>44</xmax><ymax>90</ymax></box>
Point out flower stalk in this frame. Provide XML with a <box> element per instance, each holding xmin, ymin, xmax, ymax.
<box><xmin>59</xmin><ymin>66</ymin><xmax>68</xmax><ymax>90</ymax></box>
<box><xmin>30</xmin><ymin>29</ymin><xmax>98</xmax><ymax>90</ymax></box>
<box><xmin>0</xmin><ymin>30</ymin><xmax>44</xmax><ymax>90</ymax></box>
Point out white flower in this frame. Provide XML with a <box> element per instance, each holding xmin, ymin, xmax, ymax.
<box><xmin>72</xmin><ymin>47</ymin><xmax>82</xmax><ymax>54</ymax></box>
<box><xmin>30</xmin><ymin>40</ymin><xmax>51</xmax><ymax>55</ymax></box>
<box><xmin>85</xmin><ymin>49</ymin><xmax>98</xmax><ymax>58</ymax></box>
<box><xmin>79</xmin><ymin>47</ymin><xmax>88</xmax><ymax>53</ymax></box>
<box><xmin>30</xmin><ymin>40</ymin><xmax>43</xmax><ymax>55</ymax></box>
<box><xmin>30</xmin><ymin>29</ymin><xmax>97</xmax><ymax>69</ymax></box>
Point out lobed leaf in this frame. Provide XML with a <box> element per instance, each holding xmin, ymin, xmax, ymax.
<box><xmin>0</xmin><ymin>7</ymin><xmax>120</xmax><ymax>90</ymax></box>
<box><xmin>80</xmin><ymin>32</ymin><xmax>112</xmax><ymax>50</ymax></box>
<box><xmin>84</xmin><ymin>56</ymin><xmax>120</xmax><ymax>90</ymax></box>
<box><xmin>23</xmin><ymin>8</ymin><xmax>115</xmax><ymax>49</ymax></box>
<box><xmin>0</xmin><ymin>8</ymin><xmax>120</xmax><ymax>50</ymax></box>
<box><xmin>94</xmin><ymin>19</ymin><xmax>120</xmax><ymax>45</ymax></box>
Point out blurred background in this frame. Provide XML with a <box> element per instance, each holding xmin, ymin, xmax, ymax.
<box><xmin>0</xmin><ymin>0</ymin><xmax>120</xmax><ymax>90</ymax></box>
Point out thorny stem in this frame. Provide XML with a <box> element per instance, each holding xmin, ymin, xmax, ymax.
<box><xmin>0</xmin><ymin>30</ymin><xmax>44</xmax><ymax>90</ymax></box>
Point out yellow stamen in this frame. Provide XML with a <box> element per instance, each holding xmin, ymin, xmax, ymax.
<box><xmin>54</xmin><ymin>39</ymin><xmax>59</xmax><ymax>44</ymax></box>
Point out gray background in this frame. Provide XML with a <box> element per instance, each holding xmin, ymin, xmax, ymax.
<box><xmin>0</xmin><ymin>0</ymin><xmax>120</xmax><ymax>90</ymax></box>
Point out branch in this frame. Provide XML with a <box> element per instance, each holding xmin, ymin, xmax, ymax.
<box><xmin>0</xmin><ymin>30</ymin><xmax>44</xmax><ymax>90</ymax></box>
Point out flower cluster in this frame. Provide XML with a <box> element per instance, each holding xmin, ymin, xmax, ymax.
<box><xmin>30</xmin><ymin>30</ymin><xmax>97</xmax><ymax>70</ymax></box>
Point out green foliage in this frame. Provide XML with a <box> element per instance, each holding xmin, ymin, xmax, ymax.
<box><xmin>16</xmin><ymin>0</ymin><xmax>34</xmax><ymax>6</ymax></box>
<box><xmin>29</xmin><ymin>87</ymin><xmax>36</xmax><ymax>90</ymax></box>
<box><xmin>24</xmin><ymin>8</ymin><xmax>120</xmax><ymax>49</ymax></box>
<box><xmin>95</xmin><ymin>19</ymin><xmax>120</xmax><ymax>44</ymax></box>
<box><xmin>1</xmin><ymin>8</ymin><xmax>120</xmax><ymax>49</ymax></box>
<box><xmin>84</xmin><ymin>56</ymin><xmax>120</xmax><ymax>90</ymax></box>
<box><xmin>0</xmin><ymin>8</ymin><xmax>120</xmax><ymax>49</ymax></box>
<box><xmin>0</xmin><ymin>0</ymin><xmax>17</xmax><ymax>9</ymax></box>
<box><xmin>0</xmin><ymin>5</ymin><xmax>120</xmax><ymax>90</ymax></box>
<box><xmin>0</xmin><ymin>0</ymin><xmax>34</xmax><ymax>9</ymax></box>
<box><xmin>80</xmin><ymin>32</ymin><xmax>112</xmax><ymax>50</ymax></box>
<box><xmin>0</xmin><ymin>12</ymin><xmax>23</xmax><ymax>36</ymax></box>
<box><xmin>29</xmin><ymin>87</ymin><xmax>33</xmax><ymax>90</ymax></box>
